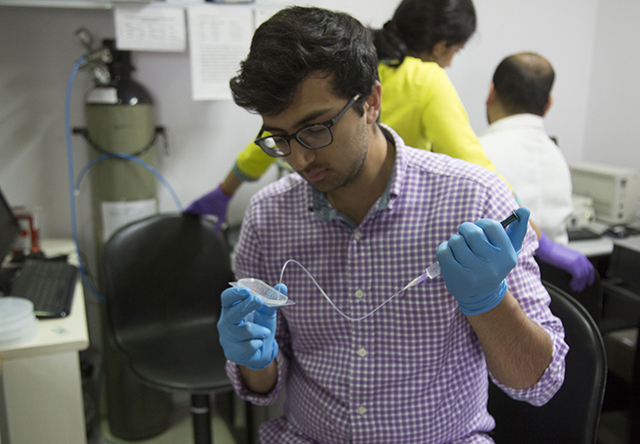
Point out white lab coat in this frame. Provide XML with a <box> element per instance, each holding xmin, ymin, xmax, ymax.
<box><xmin>480</xmin><ymin>114</ymin><xmax>573</xmax><ymax>245</ymax></box>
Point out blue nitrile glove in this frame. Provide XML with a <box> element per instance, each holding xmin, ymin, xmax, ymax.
<box><xmin>535</xmin><ymin>232</ymin><xmax>595</xmax><ymax>292</ymax></box>
<box><xmin>217</xmin><ymin>283</ymin><xmax>286</xmax><ymax>370</ymax></box>
<box><xmin>184</xmin><ymin>185</ymin><xmax>232</xmax><ymax>230</ymax></box>
<box><xmin>436</xmin><ymin>207</ymin><xmax>531</xmax><ymax>315</ymax></box>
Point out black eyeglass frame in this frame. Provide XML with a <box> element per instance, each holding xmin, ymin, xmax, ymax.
<box><xmin>254</xmin><ymin>94</ymin><xmax>362</xmax><ymax>158</ymax></box>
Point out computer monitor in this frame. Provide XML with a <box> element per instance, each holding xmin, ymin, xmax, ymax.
<box><xmin>0</xmin><ymin>186</ymin><xmax>21</xmax><ymax>262</ymax></box>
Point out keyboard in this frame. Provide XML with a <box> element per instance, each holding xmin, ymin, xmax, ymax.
<box><xmin>9</xmin><ymin>260</ymin><xmax>78</xmax><ymax>318</ymax></box>
<box><xmin>567</xmin><ymin>227</ymin><xmax>602</xmax><ymax>241</ymax></box>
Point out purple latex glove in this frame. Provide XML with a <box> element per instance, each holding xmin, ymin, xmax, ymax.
<box><xmin>184</xmin><ymin>185</ymin><xmax>232</xmax><ymax>230</ymax></box>
<box><xmin>535</xmin><ymin>232</ymin><xmax>595</xmax><ymax>292</ymax></box>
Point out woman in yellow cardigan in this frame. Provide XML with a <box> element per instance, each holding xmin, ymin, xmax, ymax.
<box><xmin>187</xmin><ymin>0</ymin><xmax>491</xmax><ymax>221</ymax></box>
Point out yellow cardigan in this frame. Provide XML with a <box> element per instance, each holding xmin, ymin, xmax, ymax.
<box><xmin>233</xmin><ymin>57</ymin><xmax>495</xmax><ymax>181</ymax></box>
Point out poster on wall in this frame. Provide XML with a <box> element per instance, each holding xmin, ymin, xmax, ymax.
<box><xmin>187</xmin><ymin>4</ymin><xmax>253</xmax><ymax>101</ymax></box>
<box><xmin>114</xmin><ymin>4</ymin><xmax>187</xmax><ymax>52</ymax></box>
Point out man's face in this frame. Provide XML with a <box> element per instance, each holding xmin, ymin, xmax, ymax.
<box><xmin>260</xmin><ymin>75</ymin><xmax>370</xmax><ymax>194</ymax></box>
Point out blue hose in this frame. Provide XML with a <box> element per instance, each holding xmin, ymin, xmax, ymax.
<box><xmin>66</xmin><ymin>56</ymin><xmax>183</xmax><ymax>302</ymax></box>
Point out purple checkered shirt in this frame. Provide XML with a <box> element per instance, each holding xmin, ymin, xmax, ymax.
<box><xmin>227</xmin><ymin>126</ymin><xmax>568</xmax><ymax>444</ymax></box>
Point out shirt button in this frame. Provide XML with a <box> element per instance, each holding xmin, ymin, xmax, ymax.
<box><xmin>354</xmin><ymin>289</ymin><xmax>364</xmax><ymax>299</ymax></box>
<box><xmin>357</xmin><ymin>406</ymin><xmax>366</xmax><ymax>415</ymax></box>
<box><xmin>357</xmin><ymin>348</ymin><xmax>367</xmax><ymax>357</ymax></box>
<box><xmin>354</xmin><ymin>231</ymin><xmax>363</xmax><ymax>241</ymax></box>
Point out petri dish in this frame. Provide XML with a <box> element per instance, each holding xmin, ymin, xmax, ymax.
<box><xmin>0</xmin><ymin>297</ymin><xmax>38</xmax><ymax>347</ymax></box>
<box><xmin>230</xmin><ymin>278</ymin><xmax>295</xmax><ymax>307</ymax></box>
<box><xmin>0</xmin><ymin>297</ymin><xmax>34</xmax><ymax>323</ymax></box>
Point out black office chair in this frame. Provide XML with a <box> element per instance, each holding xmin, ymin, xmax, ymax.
<box><xmin>487</xmin><ymin>282</ymin><xmax>607</xmax><ymax>444</ymax></box>
<box><xmin>598</xmin><ymin>242</ymin><xmax>640</xmax><ymax>441</ymax></box>
<box><xmin>631</xmin><ymin>320</ymin><xmax>640</xmax><ymax>443</ymax></box>
<box><xmin>103</xmin><ymin>213</ymin><xmax>235</xmax><ymax>444</ymax></box>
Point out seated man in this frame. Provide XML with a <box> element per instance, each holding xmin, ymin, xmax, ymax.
<box><xmin>480</xmin><ymin>52</ymin><xmax>595</xmax><ymax>292</ymax></box>
<box><xmin>217</xmin><ymin>8</ymin><xmax>567</xmax><ymax>443</ymax></box>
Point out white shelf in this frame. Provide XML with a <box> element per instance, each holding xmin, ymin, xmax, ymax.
<box><xmin>0</xmin><ymin>0</ymin><xmax>151</xmax><ymax>9</ymax></box>
<box><xmin>0</xmin><ymin>0</ymin><xmax>252</xmax><ymax>8</ymax></box>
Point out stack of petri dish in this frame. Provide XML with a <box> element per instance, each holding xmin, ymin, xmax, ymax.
<box><xmin>0</xmin><ymin>297</ymin><xmax>38</xmax><ymax>347</ymax></box>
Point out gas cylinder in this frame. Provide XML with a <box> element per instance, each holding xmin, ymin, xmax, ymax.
<box><xmin>81</xmin><ymin>39</ymin><xmax>171</xmax><ymax>440</ymax></box>
<box><xmin>84</xmin><ymin>39</ymin><xmax>159</xmax><ymax>251</ymax></box>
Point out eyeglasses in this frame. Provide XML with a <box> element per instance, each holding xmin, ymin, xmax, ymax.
<box><xmin>254</xmin><ymin>95</ymin><xmax>361</xmax><ymax>158</ymax></box>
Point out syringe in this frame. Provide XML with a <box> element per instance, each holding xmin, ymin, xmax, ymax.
<box><xmin>402</xmin><ymin>211</ymin><xmax>521</xmax><ymax>291</ymax></box>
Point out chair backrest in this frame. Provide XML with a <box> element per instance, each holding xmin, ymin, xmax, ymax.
<box><xmin>608</xmin><ymin>241</ymin><xmax>640</xmax><ymax>292</ymax></box>
<box><xmin>103</xmin><ymin>213</ymin><xmax>233</xmax><ymax>354</ymax></box>
<box><xmin>601</xmin><ymin>242</ymin><xmax>640</xmax><ymax>331</ymax></box>
<box><xmin>487</xmin><ymin>282</ymin><xmax>607</xmax><ymax>444</ymax></box>
<box><xmin>536</xmin><ymin>256</ymin><xmax>603</xmax><ymax>327</ymax></box>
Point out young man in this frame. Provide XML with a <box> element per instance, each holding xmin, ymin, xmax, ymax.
<box><xmin>480</xmin><ymin>52</ymin><xmax>595</xmax><ymax>292</ymax></box>
<box><xmin>217</xmin><ymin>7</ymin><xmax>567</xmax><ymax>443</ymax></box>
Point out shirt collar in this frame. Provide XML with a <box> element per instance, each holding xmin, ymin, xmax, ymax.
<box><xmin>483</xmin><ymin>113</ymin><xmax>546</xmax><ymax>135</ymax></box>
<box><xmin>310</xmin><ymin>124</ymin><xmax>408</xmax><ymax>228</ymax></box>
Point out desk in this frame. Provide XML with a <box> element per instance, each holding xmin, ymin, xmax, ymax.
<box><xmin>569</xmin><ymin>236</ymin><xmax>614</xmax><ymax>258</ymax></box>
<box><xmin>0</xmin><ymin>239</ymin><xmax>89</xmax><ymax>444</ymax></box>
<box><xmin>567</xmin><ymin>220</ymin><xmax>640</xmax><ymax>257</ymax></box>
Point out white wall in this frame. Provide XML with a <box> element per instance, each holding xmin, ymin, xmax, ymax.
<box><xmin>0</xmin><ymin>1</ymin><xmax>397</xmax><ymax>241</ymax></box>
<box><xmin>449</xmin><ymin>0</ymin><xmax>599</xmax><ymax>164</ymax></box>
<box><xmin>0</xmin><ymin>0</ymin><xmax>636</xmax><ymax>243</ymax></box>
<box><xmin>582</xmin><ymin>0</ymin><xmax>640</xmax><ymax>171</ymax></box>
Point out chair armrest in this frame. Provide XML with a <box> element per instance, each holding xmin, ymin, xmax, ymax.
<box><xmin>601</xmin><ymin>281</ymin><xmax>640</xmax><ymax>333</ymax></box>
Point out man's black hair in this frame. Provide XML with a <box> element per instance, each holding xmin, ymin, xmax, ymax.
<box><xmin>374</xmin><ymin>0</ymin><xmax>476</xmax><ymax>65</ymax></box>
<box><xmin>493</xmin><ymin>53</ymin><xmax>555</xmax><ymax>116</ymax></box>
<box><xmin>230</xmin><ymin>6</ymin><xmax>378</xmax><ymax>116</ymax></box>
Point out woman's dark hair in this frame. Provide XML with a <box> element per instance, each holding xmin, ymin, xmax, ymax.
<box><xmin>230</xmin><ymin>7</ymin><xmax>378</xmax><ymax>116</ymax></box>
<box><xmin>492</xmin><ymin>53</ymin><xmax>555</xmax><ymax>116</ymax></box>
<box><xmin>373</xmin><ymin>0</ymin><xmax>477</xmax><ymax>65</ymax></box>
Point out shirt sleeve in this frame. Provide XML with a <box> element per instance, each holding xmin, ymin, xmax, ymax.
<box><xmin>490</xmin><ymin>219</ymin><xmax>568</xmax><ymax>406</ymax></box>
<box><xmin>225</xmin><ymin>205</ymin><xmax>293</xmax><ymax>405</ymax></box>
<box><xmin>225</xmin><ymin>351</ymin><xmax>290</xmax><ymax>406</ymax></box>
<box><xmin>479</xmin><ymin>173</ymin><xmax>568</xmax><ymax>406</ymax></box>
<box><xmin>234</xmin><ymin>140</ymin><xmax>277</xmax><ymax>182</ymax></box>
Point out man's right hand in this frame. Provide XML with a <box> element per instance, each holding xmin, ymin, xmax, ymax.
<box><xmin>217</xmin><ymin>285</ymin><xmax>285</xmax><ymax>370</ymax></box>
<box><xmin>184</xmin><ymin>185</ymin><xmax>232</xmax><ymax>230</ymax></box>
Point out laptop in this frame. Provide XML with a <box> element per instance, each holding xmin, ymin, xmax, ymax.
<box><xmin>0</xmin><ymin>186</ymin><xmax>78</xmax><ymax>318</ymax></box>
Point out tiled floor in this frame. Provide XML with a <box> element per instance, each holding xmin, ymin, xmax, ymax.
<box><xmin>98</xmin><ymin>415</ymin><xmax>237</xmax><ymax>444</ymax></box>
<box><xmin>94</xmin><ymin>394</ymin><xmax>238</xmax><ymax>444</ymax></box>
